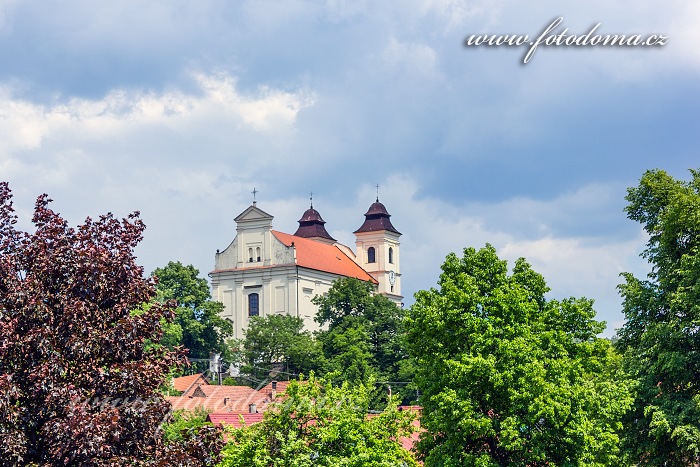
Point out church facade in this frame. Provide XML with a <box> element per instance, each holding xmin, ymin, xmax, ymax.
<box><xmin>209</xmin><ymin>199</ymin><xmax>402</xmax><ymax>338</ymax></box>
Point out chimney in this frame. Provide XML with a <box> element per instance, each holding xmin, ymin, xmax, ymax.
<box><xmin>271</xmin><ymin>380</ymin><xmax>277</xmax><ymax>399</ymax></box>
<box><xmin>249</xmin><ymin>403</ymin><xmax>257</xmax><ymax>414</ymax></box>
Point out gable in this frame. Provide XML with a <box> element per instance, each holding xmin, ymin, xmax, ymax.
<box><xmin>234</xmin><ymin>205</ymin><xmax>274</xmax><ymax>223</ymax></box>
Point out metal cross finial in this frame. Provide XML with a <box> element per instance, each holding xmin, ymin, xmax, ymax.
<box><xmin>310</xmin><ymin>191</ymin><xmax>314</xmax><ymax>208</ymax></box>
<box><xmin>252</xmin><ymin>187</ymin><xmax>258</xmax><ymax>204</ymax></box>
<box><xmin>375</xmin><ymin>184</ymin><xmax>380</xmax><ymax>202</ymax></box>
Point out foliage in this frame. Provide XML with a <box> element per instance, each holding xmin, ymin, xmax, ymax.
<box><xmin>221</xmin><ymin>376</ymin><xmax>240</xmax><ymax>386</ymax></box>
<box><xmin>406</xmin><ymin>244</ymin><xmax>633</xmax><ymax>466</ymax></box>
<box><xmin>0</xmin><ymin>183</ymin><xmax>223</xmax><ymax>465</ymax></box>
<box><xmin>152</xmin><ymin>261</ymin><xmax>232</xmax><ymax>359</ymax></box>
<box><xmin>616</xmin><ymin>169</ymin><xmax>700</xmax><ymax>465</ymax></box>
<box><xmin>317</xmin><ymin>318</ymin><xmax>377</xmax><ymax>384</ymax></box>
<box><xmin>218</xmin><ymin>373</ymin><xmax>419</xmax><ymax>467</ymax></box>
<box><xmin>163</xmin><ymin>407</ymin><xmax>213</xmax><ymax>443</ymax></box>
<box><xmin>240</xmin><ymin>314</ymin><xmax>325</xmax><ymax>385</ymax></box>
<box><xmin>313</xmin><ymin>277</ymin><xmax>411</xmax><ymax>401</ymax></box>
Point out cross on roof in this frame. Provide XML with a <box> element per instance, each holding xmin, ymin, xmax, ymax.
<box><xmin>310</xmin><ymin>191</ymin><xmax>314</xmax><ymax>208</ymax></box>
<box><xmin>252</xmin><ymin>187</ymin><xmax>258</xmax><ymax>204</ymax></box>
<box><xmin>376</xmin><ymin>184</ymin><xmax>380</xmax><ymax>202</ymax></box>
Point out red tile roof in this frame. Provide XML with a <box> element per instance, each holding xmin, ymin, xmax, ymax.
<box><xmin>257</xmin><ymin>380</ymin><xmax>290</xmax><ymax>394</ymax></box>
<box><xmin>208</xmin><ymin>412</ymin><xmax>265</xmax><ymax>427</ymax></box>
<box><xmin>272</xmin><ymin>231</ymin><xmax>377</xmax><ymax>283</ymax></box>
<box><xmin>167</xmin><ymin>384</ymin><xmax>270</xmax><ymax>412</ymax></box>
<box><xmin>172</xmin><ymin>373</ymin><xmax>208</xmax><ymax>393</ymax></box>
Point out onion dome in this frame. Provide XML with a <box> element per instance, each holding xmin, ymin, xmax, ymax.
<box><xmin>294</xmin><ymin>206</ymin><xmax>336</xmax><ymax>241</ymax></box>
<box><xmin>354</xmin><ymin>199</ymin><xmax>401</xmax><ymax>234</ymax></box>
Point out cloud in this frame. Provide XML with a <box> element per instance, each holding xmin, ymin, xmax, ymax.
<box><xmin>0</xmin><ymin>71</ymin><xmax>316</xmax><ymax>245</ymax></box>
<box><xmin>0</xmin><ymin>0</ymin><xmax>695</xmax><ymax>341</ymax></box>
<box><xmin>331</xmin><ymin>173</ymin><xmax>649</xmax><ymax>336</ymax></box>
<box><xmin>382</xmin><ymin>38</ymin><xmax>441</xmax><ymax>81</ymax></box>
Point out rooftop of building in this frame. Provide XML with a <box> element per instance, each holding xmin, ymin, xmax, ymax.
<box><xmin>272</xmin><ymin>231</ymin><xmax>377</xmax><ymax>283</ymax></box>
<box><xmin>354</xmin><ymin>199</ymin><xmax>401</xmax><ymax>235</ymax></box>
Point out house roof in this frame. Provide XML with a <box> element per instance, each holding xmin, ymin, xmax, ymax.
<box><xmin>208</xmin><ymin>412</ymin><xmax>265</xmax><ymax>427</ymax></box>
<box><xmin>257</xmin><ymin>380</ymin><xmax>291</xmax><ymax>397</ymax></box>
<box><xmin>172</xmin><ymin>373</ymin><xmax>208</xmax><ymax>393</ymax></box>
<box><xmin>167</xmin><ymin>384</ymin><xmax>271</xmax><ymax>412</ymax></box>
<box><xmin>272</xmin><ymin>231</ymin><xmax>377</xmax><ymax>283</ymax></box>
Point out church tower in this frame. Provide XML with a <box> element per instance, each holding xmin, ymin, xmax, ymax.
<box><xmin>293</xmin><ymin>202</ymin><xmax>336</xmax><ymax>245</ymax></box>
<box><xmin>354</xmin><ymin>198</ymin><xmax>402</xmax><ymax>304</ymax></box>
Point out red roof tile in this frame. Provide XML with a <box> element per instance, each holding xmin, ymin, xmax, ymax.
<box><xmin>208</xmin><ymin>412</ymin><xmax>265</xmax><ymax>427</ymax></box>
<box><xmin>172</xmin><ymin>373</ymin><xmax>208</xmax><ymax>393</ymax></box>
<box><xmin>272</xmin><ymin>231</ymin><xmax>377</xmax><ymax>283</ymax></box>
<box><xmin>257</xmin><ymin>380</ymin><xmax>290</xmax><ymax>395</ymax></box>
<box><xmin>167</xmin><ymin>384</ymin><xmax>270</xmax><ymax>413</ymax></box>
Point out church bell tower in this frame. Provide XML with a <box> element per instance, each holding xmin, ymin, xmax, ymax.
<box><xmin>354</xmin><ymin>198</ymin><xmax>402</xmax><ymax>304</ymax></box>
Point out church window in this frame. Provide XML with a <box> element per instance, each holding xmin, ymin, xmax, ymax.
<box><xmin>248</xmin><ymin>293</ymin><xmax>259</xmax><ymax>317</ymax></box>
<box><xmin>248</xmin><ymin>248</ymin><xmax>253</xmax><ymax>263</ymax></box>
<box><xmin>256</xmin><ymin>247</ymin><xmax>261</xmax><ymax>262</ymax></box>
<box><xmin>389</xmin><ymin>247</ymin><xmax>394</xmax><ymax>264</ymax></box>
<box><xmin>367</xmin><ymin>247</ymin><xmax>376</xmax><ymax>263</ymax></box>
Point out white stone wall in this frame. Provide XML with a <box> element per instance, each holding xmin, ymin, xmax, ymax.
<box><xmin>211</xmin><ymin>262</ymin><xmax>338</xmax><ymax>337</ymax></box>
<box><xmin>214</xmin><ymin>238</ymin><xmax>238</xmax><ymax>270</ymax></box>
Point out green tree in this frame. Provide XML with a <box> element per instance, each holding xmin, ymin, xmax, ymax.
<box><xmin>218</xmin><ymin>373</ymin><xmax>419</xmax><ymax>466</ymax></box>
<box><xmin>152</xmin><ymin>261</ymin><xmax>232</xmax><ymax>359</ymax></box>
<box><xmin>163</xmin><ymin>407</ymin><xmax>213</xmax><ymax>444</ymax></box>
<box><xmin>616</xmin><ymin>169</ymin><xmax>700</xmax><ymax>465</ymax></box>
<box><xmin>240</xmin><ymin>314</ymin><xmax>325</xmax><ymax>384</ymax></box>
<box><xmin>313</xmin><ymin>277</ymin><xmax>411</xmax><ymax>399</ymax></box>
<box><xmin>406</xmin><ymin>245</ymin><xmax>633</xmax><ymax>466</ymax></box>
<box><xmin>317</xmin><ymin>318</ymin><xmax>377</xmax><ymax>384</ymax></box>
<box><xmin>0</xmin><ymin>183</ymin><xmax>222</xmax><ymax>465</ymax></box>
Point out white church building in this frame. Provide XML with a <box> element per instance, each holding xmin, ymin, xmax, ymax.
<box><xmin>210</xmin><ymin>198</ymin><xmax>402</xmax><ymax>338</ymax></box>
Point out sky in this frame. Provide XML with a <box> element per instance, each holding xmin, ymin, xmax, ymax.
<box><xmin>1</xmin><ymin>0</ymin><xmax>698</xmax><ymax>336</ymax></box>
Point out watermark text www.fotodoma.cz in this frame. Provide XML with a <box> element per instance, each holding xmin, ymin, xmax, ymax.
<box><xmin>464</xmin><ymin>17</ymin><xmax>668</xmax><ymax>64</ymax></box>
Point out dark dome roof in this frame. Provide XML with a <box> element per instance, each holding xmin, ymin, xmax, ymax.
<box><xmin>364</xmin><ymin>202</ymin><xmax>390</xmax><ymax>217</ymax></box>
<box><xmin>354</xmin><ymin>200</ymin><xmax>401</xmax><ymax>235</ymax></box>
<box><xmin>298</xmin><ymin>208</ymin><xmax>325</xmax><ymax>223</ymax></box>
<box><xmin>294</xmin><ymin>207</ymin><xmax>336</xmax><ymax>241</ymax></box>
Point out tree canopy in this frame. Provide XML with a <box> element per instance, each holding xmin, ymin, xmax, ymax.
<box><xmin>406</xmin><ymin>244</ymin><xmax>633</xmax><ymax>466</ymax></box>
<box><xmin>152</xmin><ymin>261</ymin><xmax>232</xmax><ymax>360</ymax></box>
<box><xmin>616</xmin><ymin>169</ymin><xmax>700</xmax><ymax>465</ymax></box>
<box><xmin>0</xmin><ymin>183</ymin><xmax>222</xmax><ymax>465</ymax></box>
<box><xmin>239</xmin><ymin>314</ymin><xmax>325</xmax><ymax>385</ymax></box>
<box><xmin>218</xmin><ymin>373</ymin><xmax>419</xmax><ymax>466</ymax></box>
<box><xmin>312</xmin><ymin>277</ymin><xmax>412</xmax><ymax>403</ymax></box>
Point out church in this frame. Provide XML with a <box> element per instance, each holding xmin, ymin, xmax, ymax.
<box><xmin>209</xmin><ymin>197</ymin><xmax>402</xmax><ymax>338</ymax></box>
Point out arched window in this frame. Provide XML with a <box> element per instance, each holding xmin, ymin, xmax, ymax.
<box><xmin>367</xmin><ymin>247</ymin><xmax>376</xmax><ymax>263</ymax></box>
<box><xmin>388</xmin><ymin>247</ymin><xmax>394</xmax><ymax>264</ymax></box>
<box><xmin>248</xmin><ymin>248</ymin><xmax>253</xmax><ymax>263</ymax></box>
<box><xmin>256</xmin><ymin>247</ymin><xmax>261</xmax><ymax>262</ymax></box>
<box><xmin>248</xmin><ymin>293</ymin><xmax>259</xmax><ymax>317</ymax></box>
